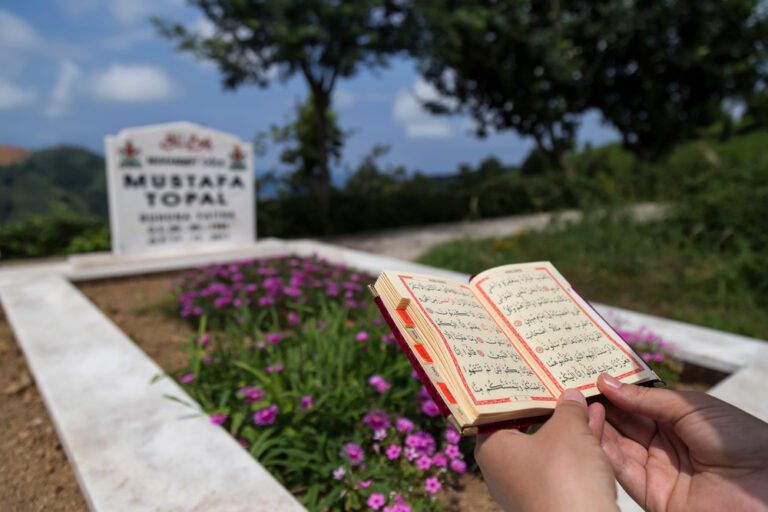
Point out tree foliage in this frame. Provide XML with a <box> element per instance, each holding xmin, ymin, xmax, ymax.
<box><xmin>267</xmin><ymin>97</ymin><xmax>346</xmax><ymax>196</ymax></box>
<box><xmin>155</xmin><ymin>0</ymin><xmax>413</xmax><ymax>205</ymax></box>
<box><xmin>412</xmin><ymin>1</ymin><xmax>585</xmax><ymax>174</ymax></box>
<box><xmin>578</xmin><ymin>0</ymin><xmax>768</xmax><ymax>160</ymax></box>
<box><xmin>411</xmin><ymin>0</ymin><xmax>768</xmax><ymax>170</ymax></box>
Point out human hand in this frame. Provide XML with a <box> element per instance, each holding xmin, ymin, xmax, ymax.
<box><xmin>597</xmin><ymin>373</ymin><xmax>768</xmax><ymax>512</ymax></box>
<box><xmin>475</xmin><ymin>389</ymin><xmax>619</xmax><ymax>512</ymax></box>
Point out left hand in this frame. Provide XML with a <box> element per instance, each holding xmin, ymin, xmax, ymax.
<box><xmin>475</xmin><ymin>389</ymin><xmax>617</xmax><ymax>512</ymax></box>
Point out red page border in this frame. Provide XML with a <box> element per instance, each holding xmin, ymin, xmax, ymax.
<box><xmin>399</xmin><ymin>275</ymin><xmax>556</xmax><ymax>406</ymax></box>
<box><xmin>474</xmin><ymin>267</ymin><xmax>644</xmax><ymax>393</ymax></box>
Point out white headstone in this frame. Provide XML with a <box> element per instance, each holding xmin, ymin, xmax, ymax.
<box><xmin>105</xmin><ymin>122</ymin><xmax>255</xmax><ymax>255</ymax></box>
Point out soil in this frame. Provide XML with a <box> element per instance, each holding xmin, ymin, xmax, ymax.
<box><xmin>0</xmin><ymin>270</ymin><xmax>728</xmax><ymax>511</ymax></box>
<box><xmin>0</xmin><ymin>310</ymin><xmax>88</xmax><ymax>512</ymax></box>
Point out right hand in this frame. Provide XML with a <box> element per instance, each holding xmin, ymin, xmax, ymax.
<box><xmin>596</xmin><ymin>373</ymin><xmax>768</xmax><ymax>511</ymax></box>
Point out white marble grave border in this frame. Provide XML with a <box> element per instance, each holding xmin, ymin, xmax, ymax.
<box><xmin>1</xmin><ymin>239</ymin><xmax>767</xmax><ymax>512</ymax></box>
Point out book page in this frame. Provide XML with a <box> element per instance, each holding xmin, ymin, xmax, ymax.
<box><xmin>472</xmin><ymin>263</ymin><xmax>652</xmax><ymax>392</ymax></box>
<box><xmin>391</xmin><ymin>273</ymin><xmax>555</xmax><ymax>408</ymax></box>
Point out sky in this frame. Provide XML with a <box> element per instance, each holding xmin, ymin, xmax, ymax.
<box><xmin>0</xmin><ymin>1</ymin><xmax>622</xmax><ymax>177</ymax></box>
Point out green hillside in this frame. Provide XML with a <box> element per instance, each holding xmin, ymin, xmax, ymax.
<box><xmin>0</xmin><ymin>146</ymin><xmax>107</xmax><ymax>223</ymax></box>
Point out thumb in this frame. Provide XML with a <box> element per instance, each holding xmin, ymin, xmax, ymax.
<box><xmin>539</xmin><ymin>388</ymin><xmax>592</xmax><ymax>437</ymax></box>
<box><xmin>597</xmin><ymin>373</ymin><xmax>705</xmax><ymax>425</ymax></box>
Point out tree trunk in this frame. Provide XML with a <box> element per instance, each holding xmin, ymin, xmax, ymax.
<box><xmin>311</xmin><ymin>88</ymin><xmax>332</xmax><ymax>213</ymax></box>
<box><xmin>533</xmin><ymin>132</ymin><xmax>574</xmax><ymax>180</ymax></box>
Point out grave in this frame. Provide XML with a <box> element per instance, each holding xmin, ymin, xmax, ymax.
<box><xmin>103</xmin><ymin>121</ymin><xmax>256</xmax><ymax>256</ymax></box>
<box><xmin>1</xmin><ymin>240</ymin><xmax>767</xmax><ymax>511</ymax></box>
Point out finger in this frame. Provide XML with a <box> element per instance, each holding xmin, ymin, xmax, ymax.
<box><xmin>598</xmin><ymin>374</ymin><xmax>705</xmax><ymax>425</ymax></box>
<box><xmin>538</xmin><ymin>388</ymin><xmax>591</xmax><ymax>438</ymax></box>
<box><xmin>601</xmin><ymin>421</ymin><xmax>650</xmax><ymax>508</ymax></box>
<box><xmin>603</xmin><ymin>401</ymin><xmax>657</xmax><ymax>447</ymax></box>
<box><xmin>588</xmin><ymin>402</ymin><xmax>606</xmax><ymax>440</ymax></box>
<box><xmin>475</xmin><ymin>429</ymin><xmax>527</xmax><ymax>460</ymax></box>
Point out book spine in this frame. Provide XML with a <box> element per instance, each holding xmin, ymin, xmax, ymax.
<box><xmin>373</xmin><ymin>296</ymin><xmax>452</xmax><ymax>418</ymax></box>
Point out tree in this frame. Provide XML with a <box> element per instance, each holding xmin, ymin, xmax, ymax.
<box><xmin>344</xmin><ymin>145</ymin><xmax>406</xmax><ymax>195</ymax></box>
<box><xmin>410</xmin><ymin>1</ymin><xmax>589</xmax><ymax>176</ymax></box>
<box><xmin>577</xmin><ymin>0</ymin><xmax>768</xmax><ymax>160</ymax></box>
<box><xmin>410</xmin><ymin>0</ymin><xmax>768</xmax><ymax>170</ymax></box>
<box><xmin>155</xmin><ymin>0</ymin><xmax>412</xmax><ymax>206</ymax></box>
<box><xmin>268</xmin><ymin>97</ymin><xmax>346</xmax><ymax>196</ymax></box>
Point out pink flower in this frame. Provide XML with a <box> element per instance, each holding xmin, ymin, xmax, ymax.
<box><xmin>450</xmin><ymin>459</ymin><xmax>467</xmax><ymax>474</ymax></box>
<box><xmin>416</xmin><ymin>455</ymin><xmax>432</xmax><ymax>471</ymax></box>
<box><xmin>283</xmin><ymin>286</ymin><xmax>301</xmax><ymax>297</ymax></box>
<box><xmin>445</xmin><ymin>427</ymin><xmax>461</xmax><ymax>444</ymax></box>
<box><xmin>373</xmin><ymin>429</ymin><xmax>387</xmax><ymax>441</ymax></box>
<box><xmin>396</xmin><ymin>417</ymin><xmax>414</xmax><ymax>434</ymax></box>
<box><xmin>180</xmin><ymin>373</ymin><xmax>195</xmax><ymax>384</ymax></box>
<box><xmin>445</xmin><ymin>444</ymin><xmax>461</xmax><ymax>459</ymax></box>
<box><xmin>266</xmin><ymin>364</ymin><xmax>284</xmax><ymax>374</ymax></box>
<box><xmin>405</xmin><ymin>431</ymin><xmax>436</xmax><ymax>455</ymax></box>
<box><xmin>333</xmin><ymin>467</ymin><xmax>346</xmax><ymax>480</ymax></box>
<box><xmin>343</xmin><ymin>442</ymin><xmax>364</xmax><ymax>465</ymax></box>
<box><xmin>253</xmin><ymin>405</ymin><xmax>278</xmax><ymax>426</ymax></box>
<box><xmin>356</xmin><ymin>331</ymin><xmax>369</xmax><ymax>342</ymax></box>
<box><xmin>385</xmin><ymin>444</ymin><xmax>402</xmax><ymax>460</ymax></box>
<box><xmin>368</xmin><ymin>374</ymin><xmax>391</xmax><ymax>393</ymax></box>
<box><xmin>266</xmin><ymin>332</ymin><xmax>283</xmax><ymax>344</ymax></box>
<box><xmin>210</xmin><ymin>413</ymin><xmax>227</xmax><ymax>425</ymax></box>
<box><xmin>367</xmin><ymin>493</ymin><xmax>386</xmax><ymax>510</ymax></box>
<box><xmin>300</xmin><ymin>395</ymin><xmax>313</xmax><ymax>410</ymax></box>
<box><xmin>359</xmin><ymin>479</ymin><xmax>372</xmax><ymax>489</ymax></box>
<box><xmin>198</xmin><ymin>333</ymin><xmax>210</xmax><ymax>346</ymax></box>
<box><xmin>256</xmin><ymin>341</ymin><xmax>266</xmax><ymax>350</ymax></box>
<box><xmin>424</xmin><ymin>476</ymin><xmax>442</xmax><ymax>495</ymax></box>
<box><xmin>238</xmin><ymin>386</ymin><xmax>265</xmax><ymax>403</ymax></box>
<box><xmin>432</xmin><ymin>453</ymin><xmax>447</xmax><ymax>467</ymax></box>
<box><xmin>421</xmin><ymin>399</ymin><xmax>440</xmax><ymax>417</ymax></box>
<box><xmin>287</xmin><ymin>312</ymin><xmax>300</xmax><ymax>325</ymax></box>
<box><xmin>363</xmin><ymin>410</ymin><xmax>390</xmax><ymax>430</ymax></box>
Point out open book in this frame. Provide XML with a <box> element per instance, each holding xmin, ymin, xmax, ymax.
<box><xmin>370</xmin><ymin>262</ymin><xmax>661</xmax><ymax>436</ymax></box>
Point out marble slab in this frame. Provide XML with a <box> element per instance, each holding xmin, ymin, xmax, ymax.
<box><xmin>0</xmin><ymin>275</ymin><xmax>304</xmax><ymax>512</ymax></box>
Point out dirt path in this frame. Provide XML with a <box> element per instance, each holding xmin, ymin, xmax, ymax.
<box><xmin>324</xmin><ymin>203</ymin><xmax>664</xmax><ymax>260</ymax></box>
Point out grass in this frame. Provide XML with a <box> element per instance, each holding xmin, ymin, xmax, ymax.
<box><xmin>418</xmin><ymin>214</ymin><xmax>768</xmax><ymax>340</ymax></box>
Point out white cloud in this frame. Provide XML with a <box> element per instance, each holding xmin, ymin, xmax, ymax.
<box><xmin>56</xmin><ymin>0</ymin><xmax>100</xmax><ymax>16</ymax></box>
<box><xmin>101</xmin><ymin>29</ymin><xmax>155</xmax><ymax>51</ymax></box>
<box><xmin>45</xmin><ymin>61</ymin><xmax>81</xmax><ymax>117</ymax></box>
<box><xmin>92</xmin><ymin>64</ymin><xmax>178</xmax><ymax>103</ymax></box>
<box><xmin>335</xmin><ymin>88</ymin><xmax>357</xmax><ymax>109</ymax></box>
<box><xmin>0</xmin><ymin>9</ymin><xmax>41</xmax><ymax>51</ymax></box>
<box><xmin>0</xmin><ymin>79</ymin><xmax>36</xmax><ymax>109</ymax></box>
<box><xmin>194</xmin><ymin>16</ymin><xmax>217</xmax><ymax>38</ymax></box>
<box><xmin>392</xmin><ymin>79</ymin><xmax>452</xmax><ymax>139</ymax></box>
<box><xmin>109</xmin><ymin>0</ymin><xmax>184</xmax><ymax>25</ymax></box>
<box><xmin>57</xmin><ymin>0</ymin><xmax>184</xmax><ymax>25</ymax></box>
<box><xmin>0</xmin><ymin>9</ymin><xmax>44</xmax><ymax>75</ymax></box>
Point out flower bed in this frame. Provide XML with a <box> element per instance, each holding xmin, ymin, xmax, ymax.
<box><xmin>172</xmin><ymin>255</ymin><xmax>684</xmax><ymax>511</ymax></box>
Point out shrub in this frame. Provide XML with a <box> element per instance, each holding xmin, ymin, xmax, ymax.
<box><xmin>173</xmin><ymin>255</ymin><xmax>467</xmax><ymax>510</ymax></box>
<box><xmin>0</xmin><ymin>211</ymin><xmax>109</xmax><ymax>260</ymax></box>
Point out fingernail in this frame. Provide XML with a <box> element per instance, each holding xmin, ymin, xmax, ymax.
<box><xmin>601</xmin><ymin>373</ymin><xmax>622</xmax><ymax>390</ymax></box>
<box><xmin>562</xmin><ymin>388</ymin><xmax>583</xmax><ymax>402</ymax></box>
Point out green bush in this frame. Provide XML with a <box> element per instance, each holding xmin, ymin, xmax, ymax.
<box><xmin>173</xmin><ymin>256</ymin><xmax>468</xmax><ymax>510</ymax></box>
<box><xmin>0</xmin><ymin>211</ymin><xmax>110</xmax><ymax>260</ymax></box>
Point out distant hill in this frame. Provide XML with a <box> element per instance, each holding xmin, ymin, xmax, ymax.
<box><xmin>0</xmin><ymin>146</ymin><xmax>107</xmax><ymax>223</ymax></box>
<box><xmin>0</xmin><ymin>144</ymin><xmax>30</xmax><ymax>167</ymax></box>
